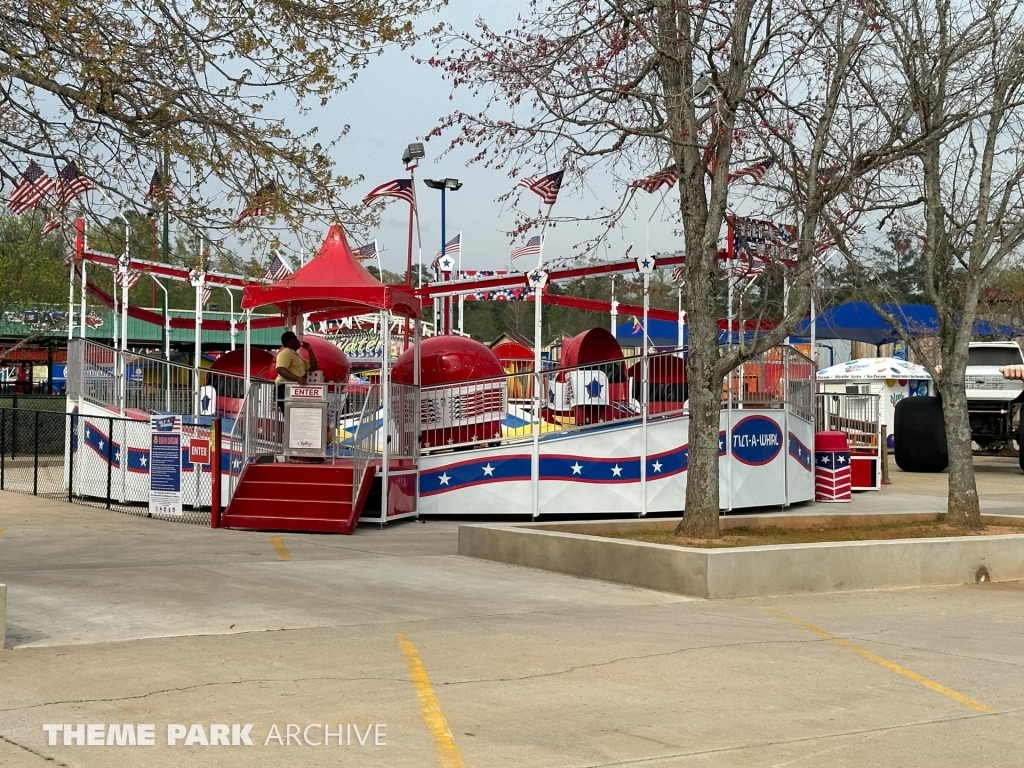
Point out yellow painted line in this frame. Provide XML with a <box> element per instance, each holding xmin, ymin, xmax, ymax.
<box><xmin>396</xmin><ymin>633</ymin><xmax>466</xmax><ymax>768</ymax></box>
<box><xmin>766</xmin><ymin>608</ymin><xmax>996</xmax><ymax>714</ymax></box>
<box><xmin>269</xmin><ymin>535</ymin><xmax>291</xmax><ymax>560</ymax></box>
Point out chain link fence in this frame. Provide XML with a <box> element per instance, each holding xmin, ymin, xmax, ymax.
<box><xmin>0</xmin><ymin>406</ymin><xmax>211</xmax><ymax>525</ymax></box>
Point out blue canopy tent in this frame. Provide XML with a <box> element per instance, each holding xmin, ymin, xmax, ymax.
<box><xmin>614</xmin><ymin>315</ymin><xmax>766</xmax><ymax>348</ymax></box>
<box><xmin>792</xmin><ymin>301</ymin><xmax>1020</xmax><ymax>349</ymax></box>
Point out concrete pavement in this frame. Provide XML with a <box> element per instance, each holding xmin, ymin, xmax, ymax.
<box><xmin>1</xmin><ymin>458</ymin><xmax>1023</xmax><ymax>767</ymax></box>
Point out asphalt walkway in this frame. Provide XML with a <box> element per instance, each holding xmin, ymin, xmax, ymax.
<box><xmin>1</xmin><ymin>457</ymin><xmax>1022</xmax><ymax>767</ymax></box>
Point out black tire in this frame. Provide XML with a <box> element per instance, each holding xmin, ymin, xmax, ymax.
<box><xmin>1018</xmin><ymin>418</ymin><xmax>1024</xmax><ymax>472</ymax></box>
<box><xmin>893</xmin><ymin>396</ymin><xmax>948</xmax><ymax>473</ymax></box>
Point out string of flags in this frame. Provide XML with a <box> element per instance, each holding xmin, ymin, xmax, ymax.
<box><xmin>6</xmin><ymin>160</ymin><xmax>95</xmax><ymax>235</ymax></box>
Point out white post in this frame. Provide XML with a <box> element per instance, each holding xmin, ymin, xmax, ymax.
<box><xmin>226</xmin><ymin>288</ymin><xmax>237</xmax><ymax>351</ymax></box>
<box><xmin>120</xmin><ymin>273</ymin><xmax>128</xmax><ymax>416</ymax></box>
<box><xmin>610</xmin><ymin>275</ymin><xmax>617</xmax><ymax>338</ymax></box>
<box><xmin>529</xmin><ymin>204</ymin><xmax>555</xmax><ymax>520</ymax></box>
<box><xmin>677</xmin><ymin>284</ymin><xmax>685</xmax><ymax>350</ymax></box>
<box><xmin>117</xmin><ymin>214</ymin><xmax>130</xmax><ymax>415</ymax></box>
<box><xmin>726</xmin><ymin>253</ymin><xmax>734</xmax><ymax>513</ymax></box>
<box><xmin>380</xmin><ymin>309</ymin><xmax>391</xmax><ymax>523</ymax></box>
<box><xmin>111</xmin><ymin>272</ymin><xmax>118</xmax><ymax>351</ymax></box>
<box><xmin>67</xmin><ymin>257</ymin><xmax>76</xmax><ymax>341</ymax></box>
<box><xmin>783</xmin><ymin>275</ymin><xmax>790</xmax><ymax>346</ymax></box>
<box><xmin>193</xmin><ymin>276</ymin><xmax>202</xmax><ymax>420</ymax></box>
<box><xmin>79</xmin><ymin>254</ymin><xmax>87</xmax><ymax>341</ymax></box>
<box><xmin>809</xmin><ymin>290</ymin><xmax>816</xmax><ymax>366</ymax></box>
<box><xmin>413</xmin><ymin>316</ymin><xmax>422</xmax><ymax>518</ymax></box>
<box><xmin>531</xmin><ymin>280</ymin><xmax>543</xmax><ymax>520</ymax></box>
<box><xmin>640</xmin><ymin>270</ymin><xmax>649</xmax><ymax>517</ymax></box>
<box><xmin>243</xmin><ymin>309</ymin><xmax>252</xmax><ymax>396</ymax></box>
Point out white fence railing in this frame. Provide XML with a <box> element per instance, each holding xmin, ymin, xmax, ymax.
<box><xmin>815</xmin><ymin>393</ymin><xmax>882</xmax><ymax>451</ymax></box>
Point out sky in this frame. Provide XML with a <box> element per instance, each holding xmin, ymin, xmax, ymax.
<box><xmin>306</xmin><ymin>0</ymin><xmax>680</xmax><ymax>276</ymax></box>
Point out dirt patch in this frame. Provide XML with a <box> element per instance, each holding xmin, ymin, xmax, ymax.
<box><xmin>603</xmin><ymin>521</ymin><xmax>1024</xmax><ymax>549</ymax></box>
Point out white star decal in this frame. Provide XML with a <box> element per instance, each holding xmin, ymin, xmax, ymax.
<box><xmin>611</xmin><ymin>464</ymin><xmax>623</xmax><ymax>477</ymax></box>
<box><xmin>438</xmin><ymin>472</ymin><xmax>451</xmax><ymax>486</ymax></box>
<box><xmin>232</xmin><ymin>458</ymin><xmax>241</xmax><ymax>470</ymax></box>
<box><xmin>114</xmin><ymin>450</ymin><xmax>122</xmax><ymax>463</ymax></box>
<box><xmin>85</xmin><ymin>427</ymin><xmax>90</xmax><ymax>439</ymax></box>
<box><xmin>98</xmin><ymin>439</ymin><xmax>104</xmax><ymax>450</ymax></box>
<box><xmin>140</xmin><ymin>456</ymin><xmax>147</xmax><ymax>467</ymax></box>
<box><xmin>651</xmin><ymin>460</ymin><xmax>663</xmax><ymax>473</ymax></box>
<box><xmin>819</xmin><ymin>455</ymin><xmax>828</xmax><ymax>464</ymax></box>
<box><xmin>570</xmin><ymin>462</ymin><xmax>583</xmax><ymax>475</ymax></box>
<box><xmin>482</xmin><ymin>464</ymin><xmax>495</xmax><ymax>476</ymax></box>
<box><xmin>836</xmin><ymin>454</ymin><xmax>847</xmax><ymax>464</ymax></box>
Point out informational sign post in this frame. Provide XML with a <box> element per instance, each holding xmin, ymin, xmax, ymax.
<box><xmin>283</xmin><ymin>384</ymin><xmax>327</xmax><ymax>459</ymax></box>
<box><xmin>150</xmin><ymin>415</ymin><xmax>183</xmax><ymax>517</ymax></box>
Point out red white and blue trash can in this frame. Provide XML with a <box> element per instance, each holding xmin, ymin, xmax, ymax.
<box><xmin>815</xmin><ymin>431</ymin><xmax>852</xmax><ymax>502</ymax></box>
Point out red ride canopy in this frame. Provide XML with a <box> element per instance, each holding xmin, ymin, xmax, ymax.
<box><xmin>242</xmin><ymin>225</ymin><xmax>421</xmax><ymax>318</ymax></box>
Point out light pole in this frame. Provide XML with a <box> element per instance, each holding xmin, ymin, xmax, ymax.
<box><xmin>423</xmin><ymin>177</ymin><xmax>462</xmax><ymax>334</ymax></box>
<box><xmin>402</xmin><ymin>143</ymin><xmax>425</xmax><ymax>287</ymax></box>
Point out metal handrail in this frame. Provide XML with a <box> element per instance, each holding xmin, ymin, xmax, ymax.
<box><xmin>350</xmin><ymin>383</ymin><xmax>381</xmax><ymax>511</ymax></box>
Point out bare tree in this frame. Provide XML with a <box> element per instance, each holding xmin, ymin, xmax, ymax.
<box><xmin>430</xmin><ymin>0</ymin><xmax>917</xmax><ymax>536</ymax></box>
<box><xmin>1</xmin><ymin>1</ymin><xmax>443</xmax><ymax>242</ymax></box>
<box><xmin>841</xmin><ymin>0</ymin><xmax>1024</xmax><ymax>528</ymax></box>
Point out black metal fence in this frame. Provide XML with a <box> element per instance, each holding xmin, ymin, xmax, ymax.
<box><xmin>0</xmin><ymin>407</ymin><xmax>211</xmax><ymax>525</ymax></box>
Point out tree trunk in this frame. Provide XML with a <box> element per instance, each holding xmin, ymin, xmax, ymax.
<box><xmin>675</xmin><ymin>257</ymin><xmax>721</xmax><ymax>538</ymax></box>
<box><xmin>940</xmin><ymin>376</ymin><xmax>982</xmax><ymax>529</ymax></box>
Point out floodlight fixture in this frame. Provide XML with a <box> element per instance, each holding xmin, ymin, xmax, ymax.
<box><xmin>402</xmin><ymin>143</ymin><xmax>425</xmax><ymax>164</ymax></box>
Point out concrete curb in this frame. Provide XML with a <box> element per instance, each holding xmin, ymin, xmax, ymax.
<box><xmin>458</xmin><ymin>514</ymin><xmax>1024</xmax><ymax>599</ymax></box>
<box><xmin>1</xmin><ymin>583</ymin><xmax>6</xmax><ymax>649</ymax></box>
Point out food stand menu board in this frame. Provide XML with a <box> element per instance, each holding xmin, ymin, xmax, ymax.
<box><xmin>149</xmin><ymin>415</ymin><xmax>183</xmax><ymax>517</ymax></box>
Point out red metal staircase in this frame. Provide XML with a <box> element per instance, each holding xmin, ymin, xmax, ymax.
<box><xmin>221</xmin><ymin>460</ymin><xmax>374</xmax><ymax>534</ymax></box>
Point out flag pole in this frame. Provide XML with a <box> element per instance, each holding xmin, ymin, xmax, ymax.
<box><xmin>67</xmin><ymin>251</ymin><xmax>76</xmax><ymax>341</ymax></box>
<box><xmin>457</xmin><ymin>231</ymin><xmax>465</xmax><ymax>335</ymax></box>
<box><xmin>531</xmin><ymin>201</ymin><xmax>555</xmax><ymax>519</ymax></box>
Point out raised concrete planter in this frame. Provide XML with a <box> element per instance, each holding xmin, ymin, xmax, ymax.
<box><xmin>458</xmin><ymin>514</ymin><xmax>1024</xmax><ymax>599</ymax></box>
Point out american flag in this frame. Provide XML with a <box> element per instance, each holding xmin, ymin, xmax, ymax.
<box><xmin>55</xmin><ymin>163</ymin><xmax>97</xmax><ymax>209</ymax></box>
<box><xmin>114</xmin><ymin>268</ymin><xmax>141</xmax><ymax>289</ymax></box>
<box><xmin>236</xmin><ymin>180</ymin><xmax>278</xmax><ymax>223</ymax></box>
<box><xmin>630</xmin><ymin>165</ymin><xmax>678</xmax><ymax>193</ymax></box>
<box><xmin>263</xmin><ymin>251</ymin><xmax>292</xmax><ymax>281</ymax></box>
<box><xmin>362</xmin><ymin>178</ymin><xmax>415</xmax><ymax>206</ymax></box>
<box><xmin>7</xmin><ymin>162</ymin><xmax>56</xmax><ymax>214</ymax></box>
<box><xmin>40</xmin><ymin>209</ymin><xmax>61</xmax><ymax>236</ymax></box>
<box><xmin>146</xmin><ymin>168</ymin><xmax>175</xmax><ymax>200</ymax></box>
<box><xmin>354</xmin><ymin>241</ymin><xmax>378</xmax><ymax>262</ymax></box>
<box><xmin>432</xmin><ymin>233</ymin><xmax>461</xmax><ymax>269</ymax></box>
<box><xmin>517</xmin><ymin>170</ymin><xmax>564</xmax><ymax>205</ymax></box>
<box><xmin>727</xmin><ymin>159</ymin><xmax>773</xmax><ymax>186</ymax></box>
<box><xmin>671</xmin><ymin>266</ymin><xmax>685</xmax><ymax>283</ymax></box>
<box><xmin>202</xmin><ymin>286</ymin><xmax>213</xmax><ymax>305</ymax></box>
<box><xmin>511</xmin><ymin>235</ymin><xmax>542</xmax><ymax>260</ymax></box>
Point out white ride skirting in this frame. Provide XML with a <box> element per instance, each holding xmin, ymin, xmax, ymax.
<box><xmin>418</xmin><ymin>407</ymin><xmax>814</xmax><ymax>516</ymax></box>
